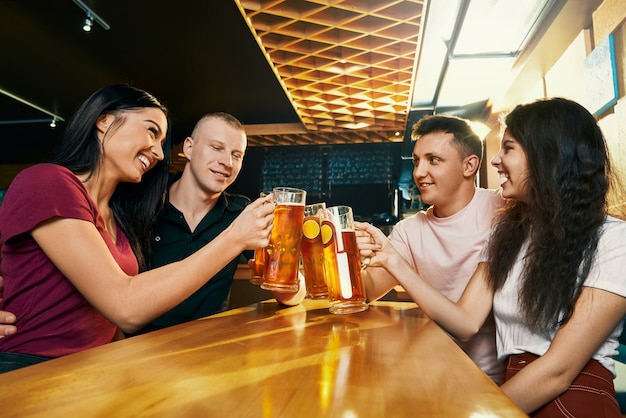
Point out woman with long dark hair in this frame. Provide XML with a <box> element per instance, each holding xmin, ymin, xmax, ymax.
<box><xmin>0</xmin><ymin>85</ymin><xmax>274</xmax><ymax>372</ymax></box>
<box><xmin>49</xmin><ymin>83</ymin><xmax>172</xmax><ymax>270</ymax></box>
<box><xmin>356</xmin><ymin>97</ymin><xmax>626</xmax><ymax>417</ymax></box>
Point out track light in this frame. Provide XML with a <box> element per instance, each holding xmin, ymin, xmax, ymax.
<box><xmin>0</xmin><ymin>88</ymin><xmax>65</xmax><ymax>124</ymax></box>
<box><xmin>83</xmin><ymin>13</ymin><xmax>93</xmax><ymax>32</ymax></box>
<box><xmin>73</xmin><ymin>0</ymin><xmax>110</xmax><ymax>32</ymax></box>
<box><xmin>50</xmin><ymin>118</ymin><xmax>57</xmax><ymax>128</ymax></box>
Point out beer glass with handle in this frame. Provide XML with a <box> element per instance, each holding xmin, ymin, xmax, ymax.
<box><xmin>322</xmin><ymin>205</ymin><xmax>368</xmax><ymax>314</ymax></box>
<box><xmin>261</xmin><ymin>187</ymin><xmax>306</xmax><ymax>292</ymax></box>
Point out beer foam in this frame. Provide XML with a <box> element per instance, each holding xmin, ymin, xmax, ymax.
<box><xmin>275</xmin><ymin>202</ymin><xmax>305</xmax><ymax>207</ymax></box>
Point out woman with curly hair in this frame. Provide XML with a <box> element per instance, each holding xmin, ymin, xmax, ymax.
<box><xmin>356</xmin><ymin>97</ymin><xmax>626</xmax><ymax>417</ymax></box>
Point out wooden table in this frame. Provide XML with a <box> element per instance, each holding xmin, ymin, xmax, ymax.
<box><xmin>0</xmin><ymin>300</ymin><xmax>526</xmax><ymax>417</ymax></box>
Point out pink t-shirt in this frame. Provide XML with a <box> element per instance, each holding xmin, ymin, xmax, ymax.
<box><xmin>0</xmin><ymin>164</ymin><xmax>138</xmax><ymax>358</ymax></box>
<box><xmin>390</xmin><ymin>187</ymin><xmax>503</xmax><ymax>381</ymax></box>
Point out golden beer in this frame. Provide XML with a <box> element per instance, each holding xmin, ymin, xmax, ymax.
<box><xmin>301</xmin><ymin>209</ymin><xmax>328</xmax><ymax>298</ymax></box>
<box><xmin>250</xmin><ymin>247</ymin><xmax>266</xmax><ymax>285</ymax></box>
<box><xmin>250</xmin><ymin>191</ymin><xmax>271</xmax><ymax>285</ymax></box>
<box><xmin>262</xmin><ymin>187</ymin><xmax>306</xmax><ymax>292</ymax></box>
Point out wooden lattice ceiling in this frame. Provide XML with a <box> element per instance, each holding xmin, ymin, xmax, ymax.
<box><xmin>234</xmin><ymin>0</ymin><xmax>425</xmax><ymax>146</ymax></box>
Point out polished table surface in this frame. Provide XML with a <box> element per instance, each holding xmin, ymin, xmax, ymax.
<box><xmin>0</xmin><ymin>299</ymin><xmax>526</xmax><ymax>417</ymax></box>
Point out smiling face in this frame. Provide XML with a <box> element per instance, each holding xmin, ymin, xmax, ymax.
<box><xmin>183</xmin><ymin>116</ymin><xmax>247</xmax><ymax>196</ymax></box>
<box><xmin>491</xmin><ymin>129</ymin><xmax>530</xmax><ymax>202</ymax></box>
<box><xmin>412</xmin><ymin>131</ymin><xmax>478</xmax><ymax>217</ymax></box>
<box><xmin>98</xmin><ymin>107</ymin><xmax>167</xmax><ymax>183</ymax></box>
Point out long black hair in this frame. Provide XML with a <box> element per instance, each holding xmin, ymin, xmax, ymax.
<box><xmin>50</xmin><ymin>84</ymin><xmax>171</xmax><ymax>270</ymax></box>
<box><xmin>486</xmin><ymin>97</ymin><xmax>610</xmax><ymax>335</ymax></box>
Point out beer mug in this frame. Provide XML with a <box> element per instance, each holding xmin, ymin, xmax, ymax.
<box><xmin>250</xmin><ymin>191</ymin><xmax>271</xmax><ymax>285</ymax></box>
<box><xmin>301</xmin><ymin>202</ymin><xmax>328</xmax><ymax>299</ymax></box>
<box><xmin>250</xmin><ymin>247</ymin><xmax>266</xmax><ymax>285</ymax></box>
<box><xmin>261</xmin><ymin>187</ymin><xmax>306</xmax><ymax>293</ymax></box>
<box><xmin>322</xmin><ymin>205</ymin><xmax>368</xmax><ymax>314</ymax></box>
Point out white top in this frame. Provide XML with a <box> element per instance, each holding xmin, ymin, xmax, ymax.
<box><xmin>390</xmin><ymin>188</ymin><xmax>503</xmax><ymax>381</ymax></box>
<box><xmin>484</xmin><ymin>216</ymin><xmax>626</xmax><ymax>376</ymax></box>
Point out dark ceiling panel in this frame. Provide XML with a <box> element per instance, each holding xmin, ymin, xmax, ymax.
<box><xmin>0</xmin><ymin>0</ymin><xmax>300</xmax><ymax>163</ymax></box>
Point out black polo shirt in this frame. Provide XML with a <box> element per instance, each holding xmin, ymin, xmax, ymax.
<box><xmin>136</xmin><ymin>177</ymin><xmax>252</xmax><ymax>334</ymax></box>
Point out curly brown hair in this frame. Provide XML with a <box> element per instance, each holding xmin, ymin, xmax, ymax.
<box><xmin>486</xmin><ymin>98</ymin><xmax>610</xmax><ymax>335</ymax></box>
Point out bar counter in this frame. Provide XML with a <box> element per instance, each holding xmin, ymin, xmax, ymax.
<box><xmin>0</xmin><ymin>299</ymin><xmax>526</xmax><ymax>417</ymax></box>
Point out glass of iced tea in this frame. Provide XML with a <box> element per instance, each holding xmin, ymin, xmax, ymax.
<box><xmin>250</xmin><ymin>191</ymin><xmax>272</xmax><ymax>285</ymax></box>
<box><xmin>301</xmin><ymin>202</ymin><xmax>328</xmax><ymax>299</ymax></box>
<box><xmin>322</xmin><ymin>205</ymin><xmax>368</xmax><ymax>314</ymax></box>
<box><xmin>261</xmin><ymin>187</ymin><xmax>306</xmax><ymax>293</ymax></box>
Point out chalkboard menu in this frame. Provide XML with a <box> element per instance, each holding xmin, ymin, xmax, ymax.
<box><xmin>232</xmin><ymin>143</ymin><xmax>403</xmax><ymax>217</ymax></box>
<box><xmin>261</xmin><ymin>143</ymin><xmax>396</xmax><ymax>194</ymax></box>
<box><xmin>260</xmin><ymin>146</ymin><xmax>324</xmax><ymax>195</ymax></box>
<box><xmin>327</xmin><ymin>146</ymin><xmax>393</xmax><ymax>185</ymax></box>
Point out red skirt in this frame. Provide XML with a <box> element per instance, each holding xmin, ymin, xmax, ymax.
<box><xmin>503</xmin><ymin>353</ymin><xmax>620</xmax><ymax>417</ymax></box>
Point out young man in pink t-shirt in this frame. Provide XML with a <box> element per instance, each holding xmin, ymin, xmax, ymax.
<box><xmin>360</xmin><ymin>114</ymin><xmax>504</xmax><ymax>382</ymax></box>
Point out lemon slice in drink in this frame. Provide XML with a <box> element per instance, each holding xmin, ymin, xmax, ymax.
<box><xmin>321</xmin><ymin>223</ymin><xmax>334</xmax><ymax>245</ymax></box>
<box><xmin>302</xmin><ymin>219</ymin><xmax>320</xmax><ymax>239</ymax></box>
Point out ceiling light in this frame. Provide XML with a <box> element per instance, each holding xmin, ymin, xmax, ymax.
<box><xmin>82</xmin><ymin>14</ymin><xmax>93</xmax><ymax>32</ymax></box>
<box><xmin>50</xmin><ymin>118</ymin><xmax>57</xmax><ymax>128</ymax></box>
<box><xmin>411</xmin><ymin>0</ymin><xmax>556</xmax><ymax>110</ymax></box>
<box><xmin>389</xmin><ymin>132</ymin><xmax>404</xmax><ymax>142</ymax></box>
<box><xmin>0</xmin><ymin>87</ymin><xmax>65</xmax><ymax>124</ymax></box>
<box><xmin>342</xmin><ymin>122</ymin><xmax>370</xmax><ymax>129</ymax></box>
<box><xmin>327</xmin><ymin>64</ymin><xmax>364</xmax><ymax>75</ymax></box>
<box><xmin>72</xmin><ymin>0</ymin><xmax>111</xmax><ymax>31</ymax></box>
